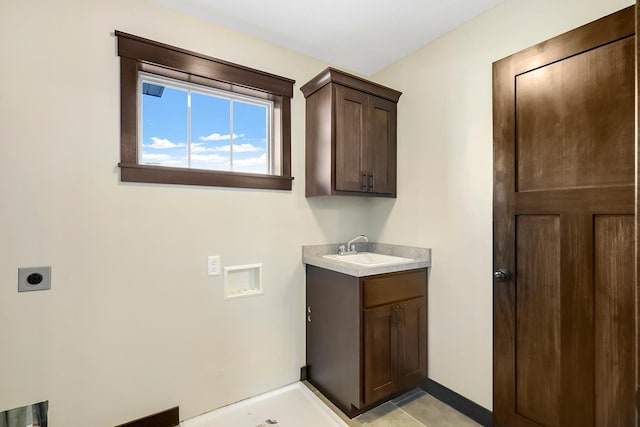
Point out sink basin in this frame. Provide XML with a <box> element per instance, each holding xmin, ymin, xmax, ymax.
<box><xmin>323</xmin><ymin>252</ymin><xmax>413</xmax><ymax>267</ymax></box>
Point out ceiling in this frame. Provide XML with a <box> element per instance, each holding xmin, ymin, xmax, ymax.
<box><xmin>149</xmin><ymin>0</ymin><xmax>505</xmax><ymax>76</ymax></box>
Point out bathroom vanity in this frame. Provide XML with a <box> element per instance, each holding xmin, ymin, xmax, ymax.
<box><xmin>302</xmin><ymin>243</ymin><xmax>431</xmax><ymax>417</ymax></box>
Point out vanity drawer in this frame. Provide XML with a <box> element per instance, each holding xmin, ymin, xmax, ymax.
<box><xmin>363</xmin><ymin>269</ymin><xmax>426</xmax><ymax>308</ymax></box>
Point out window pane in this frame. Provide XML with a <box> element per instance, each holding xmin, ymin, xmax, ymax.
<box><xmin>232</xmin><ymin>101</ymin><xmax>269</xmax><ymax>174</ymax></box>
<box><xmin>191</xmin><ymin>91</ymin><xmax>231</xmax><ymax>171</ymax></box>
<box><xmin>141</xmin><ymin>84</ymin><xmax>188</xmax><ymax>168</ymax></box>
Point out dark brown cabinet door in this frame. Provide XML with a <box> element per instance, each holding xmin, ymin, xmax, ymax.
<box><xmin>364</xmin><ymin>297</ymin><xmax>427</xmax><ymax>406</ymax></box>
<box><xmin>493</xmin><ymin>7</ymin><xmax>635</xmax><ymax>427</ymax></box>
<box><xmin>335</xmin><ymin>84</ymin><xmax>367</xmax><ymax>192</ymax></box>
<box><xmin>367</xmin><ymin>95</ymin><xmax>397</xmax><ymax>195</ymax></box>
<box><xmin>398</xmin><ymin>297</ymin><xmax>427</xmax><ymax>389</ymax></box>
<box><xmin>335</xmin><ymin>85</ymin><xmax>397</xmax><ymax>195</ymax></box>
<box><xmin>364</xmin><ymin>304</ymin><xmax>398</xmax><ymax>405</ymax></box>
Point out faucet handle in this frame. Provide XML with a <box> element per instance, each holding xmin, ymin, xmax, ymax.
<box><xmin>338</xmin><ymin>245</ymin><xmax>346</xmax><ymax>255</ymax></box>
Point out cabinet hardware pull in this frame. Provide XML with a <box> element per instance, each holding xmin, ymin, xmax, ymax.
<box><xmin>361</xmin><ymin>172</ymin><xmax>367</xmax><ymax>190</ymax></box>
<box><xmin>368</xmin><ymin>173</ymin><xmax>374</xmax><ymax>191</ymax></box>
<box><xmin>391</xmin><ymin>307</ymin><xmax>398</xmax><ymax>325</ymax></box>
<box><xmin>307</xmin><ymin>306</ymin><xmax>312</xmax><ymax>313</ymax></box>
<box><xmin>400</xmin><ymin>305</ymin><xmax>405</xmax><ymax>326</ymax></box>
<box><xmin>307</xmin><ymin>315</ymin><xmax>312</xmax><ymax>323</ymax></box>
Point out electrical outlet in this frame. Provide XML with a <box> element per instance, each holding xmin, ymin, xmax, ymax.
<box><xmin>18</xmin><ymin>266</ymin><xmax>51</xmax><ymax>292</ymax></box>
<box><xmin>208</xmin><ymin>256</ymin><xmax>221</xmax><ymax>276</ymax></box>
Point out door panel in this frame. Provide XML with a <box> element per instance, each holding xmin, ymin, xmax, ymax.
<box><xmin>364</xmin><ymin>304</ymin><xmax>398</xmax><ymax>405</ymax></box>
<box><xmin>367</xmin><ymin>95</ymin><xmax>396</xmax><ymax>195</ymax></box>
<box><xmin>398</xmin><ymin>297</ymin><xmax>427</xmax><ymax>389</ymax></box>
<box><xmin>558</xmin><ymin>213</ymin><xmax>595</xmax><ymax>427</ymax></box>
<box><xmin>335</xmin><ymin>85</ymin><xmax>367</xmax><ymax>192</ymax></box>
<box><xmin>515</xmin><ymin>37</ymin><xmax>634</xmax><ymax>192</ymax></box>
<box><xmin>493</xmin><ymin>6</ymin><xmax>635</xmax><ymax>427</ymax></box>
<box><xmin>515</xmin><ymin>216</ymin><xmax>561</xmax><ymax>427</ymax></box>
<box><xmin>594</xmin><ymin>215</ymin><xmax>635</xmax><ymax>426</ymax></box>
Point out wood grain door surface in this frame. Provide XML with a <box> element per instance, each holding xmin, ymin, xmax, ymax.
<box><xmin>363</xmin><ymin>296</ymin><xmax>427</xmax><ymax>406</ymax></box>
<box><xmin>367</xmin><ymin>95</ymin><xmax>396</xmax><ymax>195</ymax></box>
<box><xmin>397</xmin><ymin>297</ymin><xmax>427</xmax><ymax>389</ymax></box>
<box><xmin>334</xmin><ymin>84</ymin><xmax>397</xmax><ymax>195</ymax></box>
<box><xmin>335</xmin><ymin>84</ymin><xmax>367</xmax><ymax>193</ymax></box>
<box><xmin>364</xmin><ymin>303</ymin><xmax>399</xmax><ymax>405</ymax></box>
<box><xmin>493</xmin><ymin>7</ymin><xmax>635</xmax><ymax>427</ymax></box>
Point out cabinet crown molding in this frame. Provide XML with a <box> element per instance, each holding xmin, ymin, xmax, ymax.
<box><xmin>300</xmin><ymin>67</ymin><xmax>402</xmax><ymax>102</ymax></box>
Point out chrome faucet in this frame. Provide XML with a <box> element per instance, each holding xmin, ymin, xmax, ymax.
<box><xmin>339</xmin><ymin>234</ymin><xmax>368</xmax><ymax>255</ymax></box>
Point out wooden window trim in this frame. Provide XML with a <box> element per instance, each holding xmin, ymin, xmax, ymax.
<box><xmin>115</xmin><ymin>31</ymin><xmax>295</xmax><ymax>190</ymax></box>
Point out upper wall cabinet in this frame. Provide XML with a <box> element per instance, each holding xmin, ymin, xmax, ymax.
<box><xmin>301</xmin><ymin>68</ymin><xmax>402</xmax><ymax>197</ymax></box>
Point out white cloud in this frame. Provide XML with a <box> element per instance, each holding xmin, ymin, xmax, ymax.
<box><xmin>191</xmin><ymin>154</ymin><xmax>228</xmax><ymax>163</ymax></box>
<box><xmin>199</xmin><ymin>132</ymin><xmax>244</xmax><ymax>141</ymax></box>
<box><xmin>233</xmin><ymin>153</ymin><xmax>267</xmax><ymax>167</ymax></box>
<box><xmin>215</xmin><ymin>143</ymin><xmax>262</xmax><ymax>152</ymax></box>
<box><xmin>190</xmin><ymin>143</ymin><xmax>209</xmax><ymax>153</ymax></box>
<box><xmin>145</xmin><ymin>137</ymin><xmax>185</xmax><ymax>149</ymax></box>
<box><xmin>191</xmin><ymin>142</ymin><xmax>262</xmax><ymax>153</ymax></box>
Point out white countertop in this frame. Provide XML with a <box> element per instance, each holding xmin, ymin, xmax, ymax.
<box><xmin>302</xmin><ymin>243</ymin><xmax>431</xmax><ymax>277</ymax></box>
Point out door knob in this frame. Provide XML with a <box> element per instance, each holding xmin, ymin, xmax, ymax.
<box><xmin>494</xmin><ymin>269</ymin><xmax>511</xmax><ymax>282</ymax></box>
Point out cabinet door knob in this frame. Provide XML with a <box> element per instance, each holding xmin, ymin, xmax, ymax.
<box><xmin>494</xmin><ymin>269</ymin><xmax>511</xmax><ymax>282</ymax></box>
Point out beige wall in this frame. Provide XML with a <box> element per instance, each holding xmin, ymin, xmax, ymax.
<box><xmin>0</xmin><ymin>0</ymin><xmax>370</xmax><ymax>425</ymax></box>
<box><xmin>0</xmin><ymin>0</ymin><xmax>634</xmax><ymax>424</ymax></box>
<box><xmin>370</xmin><ymin>0</ymin><xmax>633</xmax><ymax>411</ymax></box>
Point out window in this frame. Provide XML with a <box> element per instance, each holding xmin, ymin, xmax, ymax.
<box><xmin>140</xmin><ymin>74</ymin><xmax>274</xmax><ymax>174</ymax></box>
<box><xmin>116</xmin><ymin>31</ymin><xmax>295</xmax><ymax>190</ymax></box>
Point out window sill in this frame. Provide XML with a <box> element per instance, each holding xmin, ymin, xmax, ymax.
<box><xmin>119</xmin><ymin>163</ymin><xmax>293</xmax><ymax>190</ymax></box>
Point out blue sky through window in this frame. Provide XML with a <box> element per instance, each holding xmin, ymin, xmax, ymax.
<box><xmin>141</xmin><ymin>77</ymin><xmax>270</xmax><ymax>174</ymax></box>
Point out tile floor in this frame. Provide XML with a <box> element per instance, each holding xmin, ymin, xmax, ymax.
<box><xmin>305</xmin><ymin>382</ymin><xmax>481</xmax><ymax>427</ymax></box>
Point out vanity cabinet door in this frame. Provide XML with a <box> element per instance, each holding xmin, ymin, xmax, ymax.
<box><xmin>363</xmin><ymin>297</ymin><xmax>427</xmax><ymax>406</ymax></box>
<box><xmin>398</xmin><ymin>297</ymin><xmax>427</xmax><ymax>389</ymax></box>
<box><xmin>363</xmin><ymin>269</ymin><xmax>427</xmax><ymax>406</ymax></box>
<box><xmin>364</xmin><ymin>303</ymin><xmax>399</xmax><ymax>405</ymax></box>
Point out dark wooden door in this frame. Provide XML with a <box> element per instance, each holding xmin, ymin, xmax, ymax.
<box><xmin>335</xmin><ymin>84</ymin><xmax>367</xmax><ymax>192</ymax></box>
<box><xmin>363</xmin><ymin>303</ymin><xmax>398</xmax><ymax>405</ymax></box>
<box><xmin>493</xmin><ymin>7</ymin><xmax>635</xmax><ymax>427</ymax></box>
<box><xmin>397</xmin><ymin>297</ymin><xmax>427</xmax><ymax>389</ymax></box>
<box><xmin>367</xmin><ymin>95</ymin><xmax>396</xmax><ymax>195</ymax></box>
